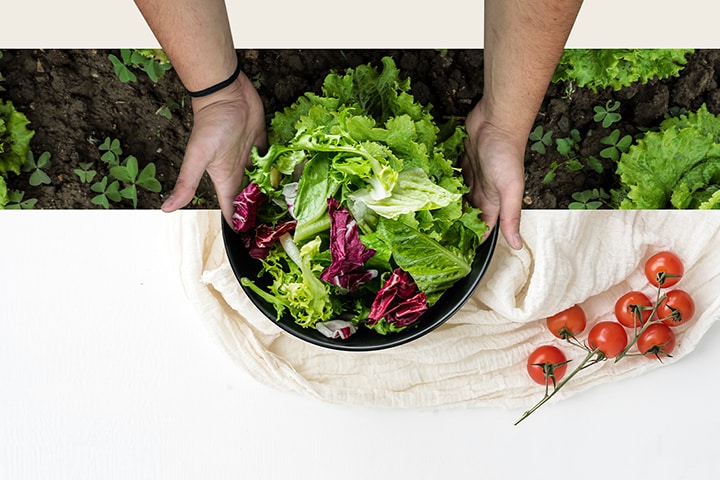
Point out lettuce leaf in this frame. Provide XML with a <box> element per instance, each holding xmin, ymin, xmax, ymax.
<box><xmin>615</xmin><ymin>104</ymin><xmax>720</xmax><ymax>209</ymax></box>
<box><xmin>375</xmin><ymin>217</ymin><xmax>472</xmax><ymax>306</ymax></box>
<box><xmin>0</xmin><ymin>100</ymin><xmax>35</xmax><ymax>176</ymax></box>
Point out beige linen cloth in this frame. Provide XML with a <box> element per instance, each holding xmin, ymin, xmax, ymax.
<box><xmin>167</xmin><ymin>210</ymin><xmax>720</xmax><ymax>410</ymax></box>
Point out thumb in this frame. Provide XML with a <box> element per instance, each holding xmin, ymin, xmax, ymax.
<box><xmin>161</xmin><ymin>152</ymin><xmax>206</xmax><ymax>214</ymax></box>
<box><xmin>497</xmin><ymin>182</ymin><xmax>524</xmax><ymax>250</ymax></box>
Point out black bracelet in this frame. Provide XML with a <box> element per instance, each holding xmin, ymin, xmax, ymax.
<box><xmin>186</xmin><ymin>53</ymin><xmax>242</xmax><ymax>98</ymax></box>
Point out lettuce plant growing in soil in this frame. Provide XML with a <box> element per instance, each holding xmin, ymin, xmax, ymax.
<box><xmin>0</xmin><ymin>99</ymin><xmax>34</xmax><ymax>208</ymax></box>
<box><xmin>232</xmin><ymin>56</ymin><xmax>488</xmax><ymax>339</ymax></box>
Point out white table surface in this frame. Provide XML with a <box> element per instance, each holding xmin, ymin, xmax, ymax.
<box><xmin>1</xmin><ymin>210</ymin><xmax>718</xmax><ymax>480</ymax></box>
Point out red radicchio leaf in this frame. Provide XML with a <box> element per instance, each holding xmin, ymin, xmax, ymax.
<box><xmin>242</xmin><ymin>220</ymin><xmax>297</xmax><ymax>260</ymax></box>
<box><xmin>319</xmin><ymin>198</ymin><xmax>376</xmax><ymax>292</ymax></box>
<box><xmin>368</xmin><ymin>268</ymin><xmax>428</xmax><ymax>327</ymax></box>
<box><xmin>232</xmin><ymin>183</ymin><xmax>266</xmax><ymax>232</ymax></box>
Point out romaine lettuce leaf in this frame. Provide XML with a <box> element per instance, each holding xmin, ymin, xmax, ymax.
<box><xmin>375</xmin><ymin>217</ymin><xmax>472</xmax><ymax>306</ymax></box>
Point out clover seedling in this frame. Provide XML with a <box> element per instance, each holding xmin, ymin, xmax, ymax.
<box><xmin>529</xmin><ymin>126</ymin><xmax>553</xmax><ymax>154</ymax></box>
<box><xmin>92</xmin><ymin>137</ymin><xmax>163</xmax><ymax>208</ymax></box>
<box><xmin>99</xmin><ymin>137</ymin><xmax>123</xmax><ymax>167</ymax></box>
<box><xmin>109</xmin><ymin>49</ymin><xmax>172</xmax><ymax>84</ymax></box>
<box><xmin>568</xmin><ymin>188</ymin><xmax>610</xmax><ymax>210</ymax></box>
<box><xmin>91</xmin><ymin>176</ymin><xmax>122</xmax><ymax>209</ymax></box>
<box><xmin>600</xmin><ymin>129</ymin><xmax>633</xmax><ymax>162</ymax></box>
<box><xmin>3</xmin><ymin>189</ymin><xmax>37</xmax><ymax>209</ymax></box>
<box><xmin>74</xmin><ymin>162</ymin><xmax>97</xmax><ymax>183</ymax></box>
<box><xmin>593</xmin><ymin>100</ymin><xmax>622</xmax><ymax>128</ymax></box>
<box><xmin>23</xmin><ymin>151</ymin><xmax>52</xmax><ymax>186</ymax></box>
<box><xmin>108</xmin><ymin>50</ymin><xmax>138</xmax><ymax>83</ymax></box>
<box><xmin>110</xmin><ymin>155</ymin><xmax>162</xmax><ymax>208</ymax></box>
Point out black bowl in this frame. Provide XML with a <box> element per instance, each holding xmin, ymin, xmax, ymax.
<box><xmin>222</xmin><ymin>215</ymin><xmax>498</xmax><ymax>351</ymax></box>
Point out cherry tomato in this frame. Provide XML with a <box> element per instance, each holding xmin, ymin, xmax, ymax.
<box><xmin>614</xmin><ymin>291</ymin><xmax>653</xmax><ymax>329</ymax></box>
<box><xmin>637</xmin><ymin>323</ymin><xmax>676</xmax><ymax>359</ymax></box>
<box><xmin>645</xmin><ymin>251</ymin><xmax>684</xmax><ymax>288</ymax></box>
<box><xmin>658</xmin><ymin>289</ymin><xmax>695</xmax><ymax>327</ymax></box>
<box><xmin>587</xmin><ymin>321</ymin><xmax>628</xmax><ymax>358</ymax></box>
<box><xmin>526</xmin><ymin>345</ymin><xmax>568</xmax><ymax>386</ymax></box>
<box><xmin>546</xmin><ymin>304</ymin><xmax>587</xmax><ymax>339</ymax></box>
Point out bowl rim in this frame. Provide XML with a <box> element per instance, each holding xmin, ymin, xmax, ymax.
<box><xmin>221</xmin><ymin>215</ymin><xmax>498</xmax><ymax>352</ymax></box>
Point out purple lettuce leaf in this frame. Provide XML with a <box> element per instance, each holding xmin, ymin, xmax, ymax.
<box><xmin>319</xmin><ymin>198</ymin><xmax>376</xmax><ymax>292</ymax></box>
<box><xmin>368</xmin><ymin>268</ymin><xmax>428</xmax><ymax>327</ymax></box>
<box><xmin>232</xmin><ymin>182</ymin><xmax>266</xmax><ymax>232</ymax></box>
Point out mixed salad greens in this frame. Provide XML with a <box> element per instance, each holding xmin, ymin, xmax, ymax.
<box><xmin>232</xmin><ymin>57</ymin><xmax>488</xmax><ymax>339</ymax></box>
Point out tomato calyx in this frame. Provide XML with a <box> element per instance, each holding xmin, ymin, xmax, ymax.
<box><xmin>531</xmin><ymin>359</ymin><xmax>572</xmax><ymax>390</ymax></box>
<box><xmin>654</xmin><ymin>271</ymin><xmax>682</xmax><ymax>288</ymax></box>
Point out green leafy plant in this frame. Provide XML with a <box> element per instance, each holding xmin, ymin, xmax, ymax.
<box><xmin>542</xmin><ymin>129</ymin><xmax>603</xmax><ymax>183</ymax></box>
<box><xmin>599</xmin><ymin>129</ymin><xmax>633</xmax><ymax>162</ymax></box>
<box><xmin>108</xmin><ymin>49</ymin><xmax>172</xmax><ymax>84</ymax></box>
<box><xmin>0</xmin><ymin>51</ymin><xmax>5</xmax><ymax>92</ymax></box>
<box><xmin>91</xmin><ymin>137</ymin><xmax>162</xmax><ymax>209</ymax></box>
<box><xmin>2</xmin><ymin>189</ymin><xmax>37</xmax><ymax>209</ymax></box>
<box><xmin>23</xmin><ymin>150</ymin><xmax>52</xmax><ymax>186</ymax></box>
<box><xmin>568</xmin><ymin>188</ymin><xmax>610</xmax><ymax>210</ymax></box>
<box><xmin>74</xmin><ymin>162</ymin><xmax>97</xmax><ymax>183</ymax></box>
<box><xmin>556</xmin><ymin>128</ymin><xmax>581</xmax><ymax>160</ymax></box>
<box><xmin>0</xmin><ymin>175</ymin><xmax>7</xmax><ymax>207</ymax></box>
<box><xmin>155</xmin><ymin>97</ymin><xmax>184</xmax><ymax>120</ymax></box>
<box><xmin>109</xmin><ymin>155</ymin><xmax>162</xmax><ymax>208</ymax></box>
<box><xmin>0</xmin><ymin>99</ymin><xmax>35</xmax><ymax>177</ymax></box>
<box><xmin>593</xmin><ymin>100</ymin><xmax>622</xmax><ymax>128</ymax></box>
<box><xmin>552</xmin><ymin>49</ymin><xmax>694</xmax><ymax>92</ymax></box>
<box><xmin>614</xmin><ymin>103</ymin><xmax>720</xmax><ymax>209</ymax></box>
<box><xmin>98</xmin><ymin>137</ymin><xmax>123</xmax><ymax>166</ymax></box>
<box><xmin>529</xmin><ymin>125</ymin><xmax>553</xmax><ymax>154</ymax></box>
<box><xmin>91</xmin><ymin>175</ymin><xmax>121</xmax><ymax>209</ymax></box>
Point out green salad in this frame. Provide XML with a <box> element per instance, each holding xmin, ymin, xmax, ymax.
<box><xmin>232</xmin><ymin>57</ymin><xmax>488</xmax><ymax>339</ymax></box>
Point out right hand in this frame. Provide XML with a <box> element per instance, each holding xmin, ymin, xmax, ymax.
<box><xmin>161</xmin><ymin>70</ymin><xmax>267</xmax><ymax>227</ymax></box>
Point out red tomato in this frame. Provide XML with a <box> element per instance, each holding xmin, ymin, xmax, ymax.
<box><xmin>546</xmin><ymin>304</ymin><xmax>587</xmax><ymax>339</ymax></box>
<box><xmin>587</xmin><ymin>321</ymin><xmax>628</xmax><ymax>358</ymax></box>
<box><xmin>614</xmin><ymin>291</ymin><xmax>653</xmax><ymax>329</ymax></box>
<box><xmin>658</xmin><ymin>289</ymin><xmax>695</xmax><ymax>327</ymax></box>
<box><xmin>637</xmin><ymin>323</ymin><xmax>676</xmax><ymax>359</ymax></box>
<box><xmin>526</xmin><ymin>345</ymin><xmax>568</xmax><ymax>386</ymax></box>
<box><xmin>644</xmin><ymin>251</ymin><xmax>684</xmax><ymax>288</ymax></box>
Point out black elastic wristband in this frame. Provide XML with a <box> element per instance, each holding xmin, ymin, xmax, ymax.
<box><xmin>186</xmin><ymin>53</ymin><xmax>242</xmax><ymax>98</ymax></box>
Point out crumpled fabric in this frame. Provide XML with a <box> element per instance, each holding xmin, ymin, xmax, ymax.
<box><xmin>166</xmin><ymin>210</ymin><xmax>720</xmax><ymax>410</ymax></box>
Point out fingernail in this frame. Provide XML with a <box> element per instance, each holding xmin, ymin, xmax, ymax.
<box><xmin>161</xmin><ymin>194</ymin><xmax>175</xmax><ymax>212</ymax></box>
<box><xmin>511</xmin><ymin>233</ymin><xmax>523</xmax><ymax>250</ymax></box>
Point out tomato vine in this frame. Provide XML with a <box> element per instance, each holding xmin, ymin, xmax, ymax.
<box><xmin>515</xmin><ymin>251</ymin><xmax>695</xmax><ymax>425</ymax></box>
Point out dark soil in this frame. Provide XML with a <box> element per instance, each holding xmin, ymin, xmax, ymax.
<box><xmin>2</xmin><ymin>49</ymin><xmax>720</xmax><ymax>210</ymax></box>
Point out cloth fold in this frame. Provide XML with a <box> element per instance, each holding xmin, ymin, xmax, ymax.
<box><xmin>167</xmin><ymin>210</ymin><xmax>720</xmax><ymax>409</ymax></box>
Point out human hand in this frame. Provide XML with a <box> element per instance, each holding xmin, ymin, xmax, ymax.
<box><xmin>461</xmin><ymin>100</ymin><xmax>526</xmax><ymax>250</ymax></box>
<box><xmin>161</xmin><ymin>70</ymin><xmax>267</xmax><ymax>227</ymax></box>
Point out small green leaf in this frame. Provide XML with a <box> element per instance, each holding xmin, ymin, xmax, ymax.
<box><xmin>120</xmin><ymin>184</ymin><xmax>138</xmax><ymax>208</ymax></box>
<box><xmin>137</xmin><ymin>163</ymin><xmax>162</xmax><ymax>192</ymax></box>
<box><xmin>105</xmin><ymin>180</ymin><xmax>122</xmax><ymax>202</ymax></box>
<box><xmin>566</xmin><ymin>159</ymin><xmax>584</xmax><ymax>171</ymax></box>
<box><xmin>92</xmin><ymin>194</ymin><xmax>110</xmax><ymax>209</ymax></box>
<box><xmin>91</xmin><ymin>176</ymin><xmax>108</xmax><ymax>193</ymax></box>
<box><xmin>29</xmin><ymin>169</ymin><xmax>51</xmax><ymax>186</ymax></box>
<box><xmin>37</xmin><ymin>151</ymin><xmax>51</xmax><ymax>169</ymax></box>
<box><xmin>587</xmin><ymin>156</ymin><xmax>604</xmax><ymax>173</ymax></box>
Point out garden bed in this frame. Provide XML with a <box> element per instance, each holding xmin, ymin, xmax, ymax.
<box><xmin>2</xmin><ymin>49</ymin><xmax>720</xmax><ymax>210</ymax></box>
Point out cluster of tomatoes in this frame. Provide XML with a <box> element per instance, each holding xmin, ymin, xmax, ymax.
<box><xmin>518</xmin><ymin>251</ymin><xmax>695</xmax><ymax>424</ymax></box>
